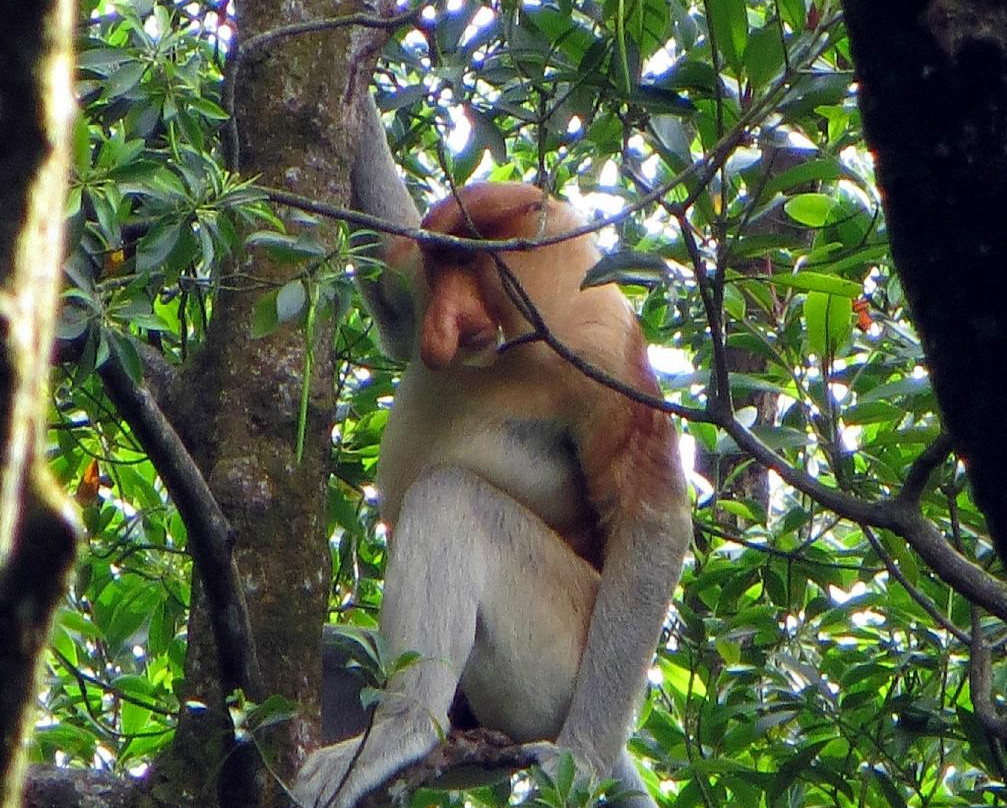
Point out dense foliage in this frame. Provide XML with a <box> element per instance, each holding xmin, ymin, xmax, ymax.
<box><xmin>45</xmin><ymin>0</ymin><xmax>1004</xmax><ymax>806</ymax></box>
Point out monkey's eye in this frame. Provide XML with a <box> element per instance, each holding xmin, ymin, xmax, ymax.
<box><xmin>455</xmin><ymin>250</ymin><xmax>479</xmax><ymax>267</ymax></box>
<box><xmin>443</xmin><ymin>247</ymin><xmax>478</xmax><ymax>267</ymax></box>
<box><xmin>426</xmin><ymin>246</ymin><xmax>479</xmax><ymax>269</ymax></box>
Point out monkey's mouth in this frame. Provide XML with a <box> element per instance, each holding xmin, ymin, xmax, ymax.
<box><xmin>457</xmin><ymin>327</ymin><xmax>503</xmax><ymax>367</ymax></box>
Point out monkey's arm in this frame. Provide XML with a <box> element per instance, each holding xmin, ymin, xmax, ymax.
<box><xmin>558</xmin><ymin>390</ymin><xmax>692</xmax><ymax>775</ymax></box>
<box><xmin>349</xmin><ymin>92</ymin><xmax>420</xmax><ymax>361</ymax></box>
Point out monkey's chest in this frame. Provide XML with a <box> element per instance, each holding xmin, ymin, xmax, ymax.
<box><xmin>378</xmin><ymin>408</ymin><xmax>604</xmax><ymax>568</ymax></box>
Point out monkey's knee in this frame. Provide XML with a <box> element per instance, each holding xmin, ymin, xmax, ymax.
<box><xmin>394</xmin><ymin>465</ymin><xmax>505</xmax><ymax>552</ymax></box>
<box><xmin>399</xmin><ymin>465</ymin><xmax>489</xmax><ymax>513</ymax></box>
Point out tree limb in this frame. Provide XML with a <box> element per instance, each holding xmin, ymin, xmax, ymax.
<box><xmin>970</xmin><ymin>607</ymin><xmax>1007</xmax><ymax>739</ymax></box>
<box><xmin>97</xmin><ymin>354</ymin><xmax>264</xmax><ymax>701</ymax></box>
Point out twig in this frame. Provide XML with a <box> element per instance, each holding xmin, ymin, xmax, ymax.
<box><xmin>98</xmin><ymin>353</ymin><xmax>266</xmax><ymax>807</ymax></box>
<box><xmin>98</xmin><ymin>355</ymin><xmax>264</xmax><ymax>700</ymax></box>
<box><xmin>970</xmin><ymin>607</ymin><xmax>1007</xmax><ymax>739</ymax></box>
<box><xmin>897</xmin><ymin>432</ymin><xmax>955</xmax><ymax>505</ymax></box>
<box><xmin>259</xmin><ymin>121</ymin><xmax>745</xmax><ymax>257</ymax></box>
<box><xmin>864</xmin><ymin>527</ymin><xmax>970</xmax><ymax>645</ymax></box>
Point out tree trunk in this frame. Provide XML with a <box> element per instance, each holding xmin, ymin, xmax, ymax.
<box><xmin>156</xmin><ymin>2</ymin><xmax>390</xmax><ymax>804</ymax></box>
<box><xmin>843</xmin><ymin>0</ymin><xmax>1007</xmax><ymax>557</ymax></box>
<box><xmin>0</xmin><ymin>0</ymin><xmax>79</xmax><ymax>805</ymax></box>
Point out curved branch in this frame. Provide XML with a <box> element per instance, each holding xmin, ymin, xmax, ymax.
<box><xmin>722</xmin><ymin>421</ymin><xmax>1007</xmax><ymax>620</ymax></box>
<box><xmin>864</xmin><ymin>527</ymin><xmax>970</xmax><ymax>645</ymax></box>
<box><xmin>97</xmin><ymin>351</ymin><xmax>265</xmax><ymax>702</ymax></box>
<box><xmin>239</xmin><ymin>9</ymin><xmax>421</xmax><ymax>55</ymax></box>
<box><xmin>897</xmin><ymin>432</ymin><xmax>955</xmax><ymax>505</ymax></box>
<box><xmin>970</xmin><ymin>607</ymin><xmax>1007</xmax><ymax>739</ymax></box>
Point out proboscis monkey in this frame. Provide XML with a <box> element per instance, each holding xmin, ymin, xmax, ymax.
<box><xmin>295</xmin><ymin>96</ymin><xmax>691</xmax><ymax>808</ymax></box>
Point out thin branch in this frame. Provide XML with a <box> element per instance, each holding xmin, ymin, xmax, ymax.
<box><xmin>51</xmin><ymin>648</ymin><xmax>176</xmax><ymax>719</ymax></box>
<box><xmin>491</xmin><ymin>253</ymin><xmax>705</xmax><ymax>419</ymax></box>
<box><xmin>241</xmin><ymin>9</ymin><xmax>420</xmax><ymax>53</ymax></box>
<box><xmin>970</xmin><ymin>607</ymin><xmax>1007</xmax><ymax>739</ymax></box>
<box><xmin>864</xmin><ymin>527</ymin><xmax>970</xmax><ymax>645</ymax></box>
<box><xmin>259</xmin><ymin>120</ymin><xmax>746</xmax><ymax>256</ymax></box>
<box><xmin>897</xmin><ymin>432</ymin><xmax>955</xmax><ymax>505</ymax></box>
<box><xmin>720</xmin><ymin>422</ymin><xmax>1007</xmax><ymax>620</ymax></box>
<box><xmin>97</xmin><ymin>352</ymin><xmax>265</xmax><ymax>702</ymax></box>
<box><xmin>700</xmin><ymin>520</ymin><xmax>882</xmax><ymax>571</ymax></box>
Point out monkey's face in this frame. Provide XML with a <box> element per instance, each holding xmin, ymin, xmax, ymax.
<box><xmin>414</xmin><ymin>183</ymin><xmax>595</xmax><ymax>371</ymax></box>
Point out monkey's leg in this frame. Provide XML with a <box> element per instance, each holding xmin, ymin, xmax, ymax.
<box><xmin>611</xmin><ymin>750</ymin><xmax>660</xmax><ymax>808</ymax></box>
<box><xmin>296</xmin><ymin>466</ymin><xmax>651</xmax><ymax>808</ymax></box>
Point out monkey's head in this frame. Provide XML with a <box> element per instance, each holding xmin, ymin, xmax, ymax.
<box><xmin>408</xmin><ymin>182</ymin><xmax>597</xmax><ymax>371</ymax></box>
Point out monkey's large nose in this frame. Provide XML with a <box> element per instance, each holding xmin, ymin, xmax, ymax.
<box><xmin>420</xmin><ymin>268</ymin><xmax>497</xmax><ymax>370</ymax></box>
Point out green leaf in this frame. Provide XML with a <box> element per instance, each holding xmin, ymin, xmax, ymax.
<box><xmin>555</xmin><ymin>750</ymin><xmax>575</xmax><ymax>799</ymax></box>
<box><xmin>246</xmin><ymin>694</ymin><xmax>299</xmax><ymax>731</ymax></box>
<box><xmin>820</xmin><ymin>243</ymin><xmax>889</xmax><ymax>277</ymax></box>
<box><xmin>745</xmin><ymin>25</ymin><xmax>785</xmax><ymax>89</ymax></box>
<box><xmin>858</xmin><ymin>375</ymin><xmax>932</xmax><ymax>404</ymax></box>
<box><xmin>763</xmin><ymin>158</ymin><xmax>842</xmax><ymax>197</ymax></box>
<box><xmin>706</xmin><ymin>0</ymin><xmax>748</xmax><ymax>74</ymax></box>
<box><xmin>77</xmin><ymin>47</ymin><xmax>127</xmax><ymax>69</ymax></box>
<box><xmin>467</xmin><ymin>108</ymin><xmax>507</xmax><ymax>164</ymax></box>
<box><xmin>760</xmin><ymin>271</ymin><xmax>861</xmax><ymax>298</ymax></box>
<box><xmin>389</xmin><ymin>650</ymin><xmax>422</xmax><ymax>676</ymax></box>
<box><xmin>246</xmin><ymin>231</ymin><xmax>327</xmax><ymax>263</ymax></box>
<box><xmin>103</xmin><ymin>61</ymin><xmax>146</xmax><ymax>100</ymax></box>
<box><xmin>277</xmin><ymin>280</ymin><xmax>307</xmax><ymax>323</ymax></box>
<box><xmin>251</xmin><ymin>290</ymin><xmax>280</xmax><ymax>339</ymax></box>
<box><xmin>136</xmin><ymin>219</ymin><xmax>184</xmax><ymax>275</ymax></box>
<box><xmin>769</xmin><ymin>739</ymin><xmax>830</xmax><ymax>803</ymax></box>
<box><xmin>804</xmin><ymin>291</ymin><xmax>852</xmax><ymax>357</ymax></box>
<box><xmin>379</xmin><ymin>85</ymin><xmax>426</xmax><ymax>111</ymax></box>
<box><xmin>778</xmin><ymin>72</ymin><xmax>852</xmax><ymax>122</ymax></box>
<box><xmin>189</xmin><ymin>97</ymin><xmax>230</xmax><ymax>121</ymax></box>
<box><xmin>73</xmin><ymin>116</ymin><xmax>92</xmax><ymax>174</ymax></box>
<box><xmin>719</xmin><ymin>500</ymin><xmax>759</xmax><ymax>521</ymax></box>
<box><xmin>784</xmin><ymin>193</ymin><xmax>838</xmax><ymax>227</ymax></box>
<box><xmin>582</xmin><ymin>251</ymin><xmax>668</xmax><ymax>287</ymax></box>
<box><xmin>109</xmin><ymin>331</ymin><xmax>143</xmax><ymax>382</ymax></box>
<box><xmin>121</xmin><ymin>699</ymin><xmax>154</xmax><ymax>738</ymax></box>
<box><xmin>778</xmin><ymin>0</ymin><xmax>807</xmax><ymax>30</ymax></box>
<box><xmin>722</xmin><ymin>283</ymin><xmax>746</xmax><ymax>320</ymax></box>
<box><xmin>870</xmin><ymin>767</ymin><xmax>909</xmax><ymax>808</ymax></box>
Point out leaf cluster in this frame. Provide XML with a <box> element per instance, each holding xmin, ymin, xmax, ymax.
<box><xmin>47</xmin><ymin>2</ymin><xmax>1005</xmax><ymax>806</ymax></box>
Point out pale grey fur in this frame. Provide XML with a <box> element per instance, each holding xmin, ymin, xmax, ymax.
<box><xmin>348</xmin><ymin>94</ymin><xmax>419</xmax><ymax>362</ymax></box>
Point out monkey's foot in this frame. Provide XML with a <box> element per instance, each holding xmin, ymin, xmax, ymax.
<box><xmin>294</xmin><ymin>736</ymin><xmax>368</xmax><ymax>808</ymax></box>
<box><xmin>294</xmin><ymin>721</ymin><xmax>441</xmax><ymax>808</ymax></box>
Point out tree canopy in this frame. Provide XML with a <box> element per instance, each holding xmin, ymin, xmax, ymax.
<box><xmin>22</xmin><ymin>1</ymin><xmax>1007</xmax><ymax>807</ymax></box>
